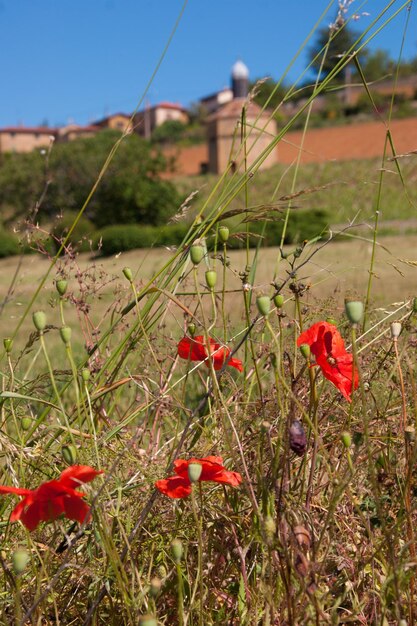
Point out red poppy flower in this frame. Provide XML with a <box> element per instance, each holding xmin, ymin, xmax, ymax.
<box><xmin>297</xmin><ymin>321</ymin><xmax>358</xmax><ymax>402</ymax></box>
<box><xmin>155</xmin><ymin>456</ymin><xmax>242</xmax><ymax>499</ymax></box>
<box><xmin>0</xmin><ymin>465</ymin><xmax>103</xmax><ymax>531</ymax></box>
<box><xmin>177</xmin><ymin>336</ymin><xmax>243</xmax><ymax>372</ymax></box>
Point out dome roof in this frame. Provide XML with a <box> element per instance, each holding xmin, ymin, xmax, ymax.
<box><xmin>232</xmin><ymin>60</ymin><xmax>249</xmax><ymax>79</ymax></box>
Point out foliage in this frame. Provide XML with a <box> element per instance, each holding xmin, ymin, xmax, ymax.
<box><xmin>309</xmin><ymin>23</ymin><xmax>366</xmax><ymax>81</ymax></box>
<box><xmin>94</xmin><ymin>222</ymin><xmax>189</xmax><ymax>255</ymax></box>
<box><xmin>250</xmin><ymin>78</ymin><xmax>288</xmax><ymax>113</ymax></box>
<box><xmin>0</xmin><ymin>228</ymin><xmax>19</xmax><ymax>257</ymax></box>
<box><xmin>51</xmin><ymin>211</ymin><xmax>95</xmax><ymax>252</ymax></box>
<box><xmin>0</xmin><ymin>131</ymin><xmax>181</xmax><ymax>228</ymax></box>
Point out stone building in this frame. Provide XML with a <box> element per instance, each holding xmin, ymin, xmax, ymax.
<box><xmin>0</xmin><ymin>127</ymin><xmax>57</xmax><ymax>153</ymax></box>
<box><xmin>206</xmin><ymin>61</ymin><xmax>277</xmax><ymax>174</ymax></box>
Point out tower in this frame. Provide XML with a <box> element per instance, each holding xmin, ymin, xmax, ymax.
<box><xmin>231</xmin><ymin>60</ymin><xmax>249</xmax><ymax>99</ymax></box>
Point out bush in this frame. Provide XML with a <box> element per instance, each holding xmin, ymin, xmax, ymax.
<box><xmin>94</xmin><ymin>223</ymin><xmax>189</xmax><ymax>256</ymax></box>
<box><xmin>0</xmin><ymin>229</ymin><xmax>20</xmax><ymax>257</ymax></box>
<box><xmin>51</xmin><ymin>211</ymin><xmax>95</xmax><ymax>252</ymax></box>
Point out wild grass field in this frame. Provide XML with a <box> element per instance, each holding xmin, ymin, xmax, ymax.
<box><xmin>1</xmin><ymin>1</ymin><xmax>417</xmax><ymax>625</ymax></box>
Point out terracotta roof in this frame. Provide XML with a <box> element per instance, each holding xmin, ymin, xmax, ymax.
<box><xmin>206</xmin><ymin>98</ymin><xmax>270</xmax><ymax>121</ymax></box>
<box><xmin>0</xmin><ymin>126</ymin><xmax>58</xmax><ymax>134</ymax></box>
<box><xmin>154</xmin><ymin>102</ymin><xmax>187</xmax><ymax>111</ymax></box>
<box><xmin>59</xmin><ymin>124</ymin><xmax>100</xmax><ymax>134</ymax></box>
<box><xmin>93</xmin><ymin>113</ymin><xmax>131</xmax><ymax>125</ymax></box>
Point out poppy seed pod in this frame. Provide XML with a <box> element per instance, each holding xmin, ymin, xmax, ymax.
<box><xmin>262</xmin><ymin>515</ymin><xmax>276</xmax><ymax>545</ymax></box>
<box><xmin>12</xmin><ymin>549</ymin><xmax>30</xmax><ymax>575</ymax></box>
<box><xmin>59</xmin><ymin>326</ymin><xmax>72</xmax><ymax>345</ymax></box>
<box><xmin>205</xmin><ymin>270</ymin><xmax>217</xmax><ymax>290</ymax></box>
<box><xmin>256</xmin><ymin>295</ymin><xmax>271</xmax><ymax>317</ymax></box>
<box><xmin>3</xmin><ymin>338</ymin><xmax>13</xmax><ymax>353</ymax></box>
<box><xmin>187</xmin><ymin>322</ymin><xmax>196</xmax><ymax>337</ymax></box>
<box><xmin>289</xmin><ymin>420</ymin><xmax>307</xmax><ymax>456</ymax></box>
<box><xmin>138</xmin><ymin>616</ymin><xmax>158</xmax><ymax>626</ymax></box>
<box><xmin>299</xmin><ymin>343</ymin><xmax>310</xmax><ymax>359</ymax></box>
<box><xmin>274</xmin><ymin>294</ymin><xmax>284</xmax><ymax>309</ymax></box>
<box><xmin>390</xmin><ymin>321</ymin><xmax>402</xmax><ymax>339</ymax></box>
<box><xmin>171</xmin><ymin>539</ymin><xmax>183</xmax><ymax>563</ymax></box>
<box><xmin>190</xmin><ymin>244</ymin><xmax>204</xmax><ymax>265</ymax></box>
<box><xmin>344</xmin><ymin>300</ymin><xmax>364</xmax><ymax>325</ymax></box>
<box><xmin>218</xmin><ymin>225</ymin><xmax>229</xmax><ymax>244</ymax></box>
<box><xmin>122</xmin><ymin>267</ymin><xmax>133</xmax><ymax>282</ymax></box>
<box><xmin>32</xmin><ymin>311</ymin><xmax>46</xmax><ymax>332</ymax></box>
<box><xmin>56</xmin><ymin>279</ymin><xmax>68</xmax><ymax>296</ymax></box>
<box><xmin>62</xmin><ymin>445</ymin><xmax>78</xmax><ymax>465</ymax></box>
<box><xmin>21</xmin><ymin>417</ymin><xmax>32</xmax><ymax>431</ymax></box>
<box><xmin>341</xmin><ymin>431</ymin><xmax>352</xmax><ymax>448</ymax></box>
<box><xmin>81</xmin><ymin>368</ymin><xmax>90</xmax><ymax>382</ymax></box>
<box><xmin>187</xmin><ymin>462</ymin><xmax>203</xmax><ymax>483</ymax></box>
<box><xmin>149</xmin><ymin>577</ymin><xmax>162</xmax><ymax>598</ymax></box>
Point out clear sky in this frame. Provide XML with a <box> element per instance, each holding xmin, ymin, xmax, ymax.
<box><xmin>0</xmin><ymin>0</ymin><xmax>415</xmax><ymax>128</ymax></box>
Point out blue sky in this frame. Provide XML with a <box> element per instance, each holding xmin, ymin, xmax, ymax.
<box><xmin>0</xmin><ymin>0</ymin><xmax>415</xmax><ymax>127</ymax></box>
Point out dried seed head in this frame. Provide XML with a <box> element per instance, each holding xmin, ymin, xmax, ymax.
<box><xmin>289</xmin><ymin>420</ymin><xmax>307</xmax><ymax>456</ymax></box>
<box><xmin>295</xmin><ymin>552</ymin><xmax>309</xmax><ymax>577</ymax></box>
<box><xmin>293</xmin><ymin>525</ymin><xmax>311</xmax><ymax>550</ymax></box>
<box><xmin>390</xmin><ymin>321</ymin><xmax>402</xmax><ymax>339</ymax></box>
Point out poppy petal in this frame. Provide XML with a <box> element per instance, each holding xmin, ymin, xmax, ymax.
<box><xmin>63</xmin><ymin>495</ymin><xmax>91</xmax><ymax>524</ymax></box>
<box><xmin>59</xmin><ymin>465</ymin><xmax>103</xmax><ymax>489</ymax></box>
<box><xmin>0</xmin><ymin>485</ymin><xmax>33</xmax><ymax>496</ymax></box>
<box><xmin>155</xmin><ymin>476</ymin><xmax>192</xmax><ymax>499</ymax></box>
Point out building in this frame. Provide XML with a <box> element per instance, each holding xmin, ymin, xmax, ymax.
<box><xmin>200</xmin><ymin>87</ymin><xmax>233</xmax><ymax>115</ymax></box>
<box><xmin>134</xmin><ymin>102</ymin><xmax>189</xmax><ymax>138</ymax></box>
<box><xmin>0</xmin><ymin>127</ymin><xmax>58</xmax><ymax>153</ymax></box>
<box><xmin>93</xmin><ymin>113</ymin><xmax>133</xmax><ymax>133</ymax></box>
<box><xmin>206</xmin><ymin>61</ymin><xmax>277</xmax><ymax>174</ymax></box>
<box><xmin>58</xmin><ymin>124</ymin><xmax>100</xmax><ymax>142</ymax></box>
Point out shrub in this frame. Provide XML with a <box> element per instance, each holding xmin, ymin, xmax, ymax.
<box><xmin>94</xmin><ymin>223</ymin><xmax>189</xmax><ymax>256</ymax></box>
<box><xmin>51</xmin><ymin>211</ymin><xmax>95</xmax><ymax>252</ymax></box>
<box><xmin>0</xmin><ymin>229</ymin><xmax>20</xmax><ymax>257</ymax></box>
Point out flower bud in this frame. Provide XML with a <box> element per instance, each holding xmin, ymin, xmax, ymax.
<box><xmin>21</xmin><ymin>417</ymin><xmax>32</xmax><ymax>431</ymax></box>
<box><xmin>299</xmin><ymin>343</ymin><xmax>310</xmax><ymax>359</ymax></box>
<box><xmin>273</xmin><ymin>294</ymin><xmax>284</xmax><ymax>309</ymax></box>
<box><xmin>341</xmin><ymin>431</ymin><xmax>352</xmax><ymax>448</ymax></box>
<box><xmin>344</xmin><ymin>301</ymin><xmax>364</xmax><ymax>325</ymax></box>
<box><xmin>256</xmin><ymin>295</ymin><xmax>271</xmax><ymax>317</ymax></box>
<box><xmin>56</xmin><ymin>279</ymin><xmax>68</xmax><ymax>296</ymax></box>
<box><xmin>187</xmin><ymin>462</ymin><xmax>202</xmax><ymax>483</ymax></box>
<box><xmin>190</xmin><ymin>244</ymin><xmax>204</xmax><ymax>265</ymax></box>
<box><xmin>81</xmin><ymin>368</ymin><xmax>90</xmax><ymax>382</ymax></box>
<box><xmin>171</xmin><ymin>539</ymin><xmax>183</xmax><ymax>563</ymax></box>
<box><xmin>12</xmin><ymin>549</ymin><xmax>30</xmax><ymax>575</ymax></box>
<box><xmin>3</xmin><ymin>338</ymin><xmax>13</xmax><ymax>353</ymax></box>
<box><xmin>293</xmin><ymin>525</ymin><xmax>311</xmax><ymax>550</ymax></box>
<box><xmin>289</xmin><ymin>420</ymin><xmax>307</xmax><ymax>456</ymax></box>
<box><xmin>149</xmin><ymin>577</ymin><xmax>162</xmax><ymax>598</ymax></box>
<box><xmin>59</xmin><ymin>326</ymin><xmax>72</xmax><ymax>345</ymax></box>
<box><xmin>293</xmin><ymin>246</ymin><xmax>303</xmax><ymax>259</ymax></box>
<box><xmin>32</xmin><ymin>311</ymin><xmax>46</xmax><ymax>332</ymax></box>
<box><xmin>122</xmin><ymin>267</ymin><xmax>133</xmax><ymax>282</ymax></box>
<box><xmin>138</xmin><ymin>616</ymin><xmax>157</xmax><ymax>626</ymax></box>
<box><xmin>187</xmin><ymin>323</ymin><xmax>196</xmax><ymax>337</ymax></box>
<box><xmin>390</xmin><ymin>321</ymin><xmax>402</xmax><ymax>339</ymax></box>
<box><xmin>205</xmin><ymin>270</ymin><xmax>217</xmax><ymax>290</ymax></box>
<box><xmin>62</xmin><ymin>445</ymin><xmax>77</xmax><ymax>465</ymax></box>
<box><xmin>218</xmin><ymin>226</ymin><xmax>229</xmax><ymax>244</ymax></box>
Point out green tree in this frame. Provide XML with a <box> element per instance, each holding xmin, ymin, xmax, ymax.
<box><xmin>249</xmin><ymin>78</ymin><xmax>287</xmax><ymax>113</ymax></box>
<box><xmin>0</xmin><ymin>130</ymin><xmax>181</xmax><ymax>228</ymax></box>
<box><xmin>309</xmin><ymin>23</ymin><xmax>365</xmax><ymax>82</ymax></box>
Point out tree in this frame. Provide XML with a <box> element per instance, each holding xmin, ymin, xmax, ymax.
<box><xmin>249</xmin><ymin>78</ymin><xmax>288</xmax><ymax>113</ymax></box>
<box><xmin>309</xmin><ymin>23</ymin><xmax>366</xmax><ymax>82</ymax></box>
<box><xmin>0</xmin><ymin>130</ymin><xmax>181</xmax><ymax>228</ymax></box>
<box><xmin>356</xmin><ymin>48</ymin><xmax>394</xmax><ymax>82</ymax></box>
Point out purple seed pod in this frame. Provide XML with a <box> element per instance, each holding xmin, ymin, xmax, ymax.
<box><xmin>289</xmin><ymin>420</ymin><xmax>307</xmax><ymax>456</ymax></box>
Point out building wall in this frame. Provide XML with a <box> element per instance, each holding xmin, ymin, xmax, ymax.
<box><xmin>0</xmin><ymin>131</ymin><xmax>55</xmax><ymax>153</ymax></box>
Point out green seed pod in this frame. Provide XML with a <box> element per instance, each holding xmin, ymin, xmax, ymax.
<box><xmin>190</xmin><ymin>244</ymin><xmax>204</xmax><ymax>265</ymax></box>
<box><xmin>32</xmin><ymin>311</ymin><xmax>46</xmax><ymax>332</ymax></box>
<box><xmin>138</xmin><ymin>616</ymin><xmax>157</xmax><ymax>626</ymax></box>
<box><xmin>273</xmin><ymin>294</ymin><xmax>284</xmax><ymax>309</ymax></box>
<box><xmin>205</xmin><ymin>270</ymin><xmax>217</xmax><ymax>290</ymax></box>
<box><xmin>3</xmin><ymin>338</ymin><xmax>13</xmax><ymax>353</ymax></box>
<box><xmin>62</xmin><ymin>445</ymin><xmax>77</xmax><ymax>465</ymax></box>
<box><xmin>56</xmin><ymin>279</ymin><xmax>68</xmax><ymax>296</ymax></box>
<box><xmin>344</xmin><ymin>301</ymin><xmax>364</xmax><ymax>325</ymax></box>
<box><xmin>12</xmin><ymin>549</ymin><xmax>30</xmax><ymax>575</ymax></box>
<box><xmin>81</xmin><ymin>368</ymin><xmax>90</xmax><ymax>382</ymax></box>
<box><xmin>325</xmin><ymin>317</ymin><xmax>338</xmax><ymax>326</ymax></box>
<box><xmin>218</xmin><ymin>225</ymin><xmax>230</xmax><ymax>244</ymax></box>
<box><xmin>293</xmin><ymin>246</ymin><xmax>303</xmax><ymax>258</ymax></box>
<box><xmin>390</xmin><ymin>321</ymin><xmax>402</xmax><ymax>339</ymax></box>
<box><xmin>262</xmin><ymin>516</ymin><xmax>276</xmax><ymax>546</ymax></box>
<box><xmin>21</xmin><ymin>417</ymin><xmax>32</xmax><ymax>431</ymax></box>
<box><xmin>149</xmin><ymin>577</ymin><xmax>162</xmax><ymax>598</ymax></box>
<box><xmin>187</xmin><ymin>322</ymin><xmax>196</xmax><ymax>337</ymax></box>
<box><xmin>171</xmin><ymin>539</ymin><xmax>183</xmax><ymax>563</ymax></box>
<box><xmin>122</xmin><ymin>267</ymin><xmax>133</xmax><ymax>282</ymax></box>
<box><xmin>59</xmin><ymin>326</ymin><xmax>72</xmax><ymax>345</ymax></box>
<box><xmin>187</xmin><ymin>462</ymin><xmax>202</xmax><ymax>483</ymax></box>
<box><xmin>256</xmin><ymin>295</ymin><xmax>271</xmax><ymax>317</ymax></box>
<box><xmin>341</xmin><ymin>431</ymin><xmax>352</xmax><ymax>448</ymax></box>
<box><xmin>299</xmin><ymin>343</ymin><xmax>310</xmax><ymax>359</ymax></box>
